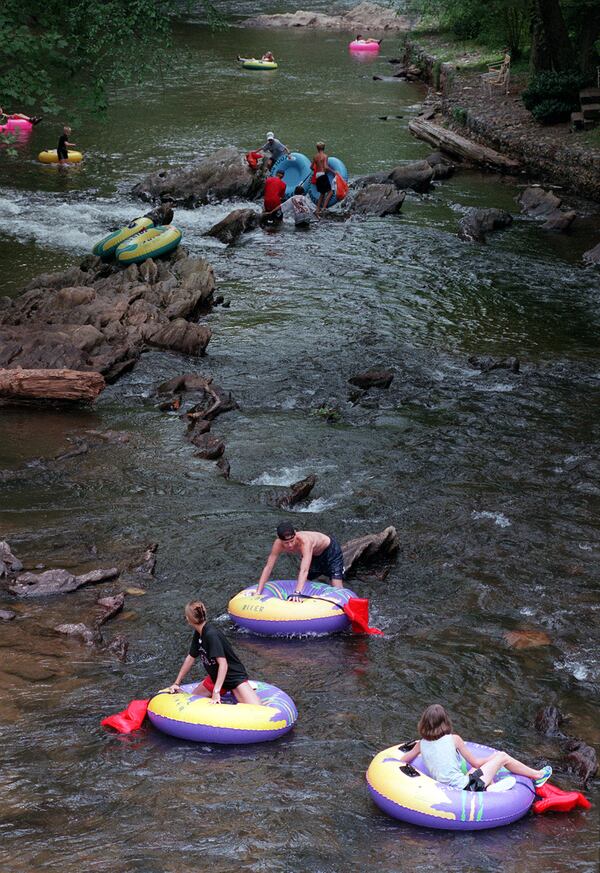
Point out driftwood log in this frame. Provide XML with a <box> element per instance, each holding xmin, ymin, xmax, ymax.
<box><xmin>0</xmin><ymin>368</ymin><xmax>105</xmax><ymax>402</ymax></box>
<box><xmin>408</xmin><ymin>119</ymin><xmax>520</xmax><ymax>172</ymax></box>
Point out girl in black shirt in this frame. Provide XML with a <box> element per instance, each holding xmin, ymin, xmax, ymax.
<box><xmin>168</xmin><ymin>601</ymin><xmax>261</xmax><ymax>705</ymax></box>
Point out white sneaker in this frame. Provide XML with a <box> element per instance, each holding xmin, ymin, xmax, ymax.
<box><xmin>488</xmin><ymin>776</ymin><xmax>516</xmax><ymax>793</ymax></box>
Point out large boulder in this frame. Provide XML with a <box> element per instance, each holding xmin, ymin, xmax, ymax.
<box><xmin>132</xmin><ymin>147</ymin><xmax>266</xmax><ymax>207</ymax></box>
<box><xmin>425</xmin><ymin>151</ymin><xmax>455</xmax><ymax>180</ymax></box>
<box><xmin>518</xmin><ymin>186</ymin><xmax>562</xmax><ymax>217</ymax></box>
<box><xmin>242</xmin><ymin>2</ymin><xmax>409</xmax><ymax>31</ymax></box>
<box><xmin>388</xmin><ymin>160</ymin><xmax>435</xmax><ymax>193</ymax></box>
<box><xmin>345</xmin><ymin>184</ymin><xmax>405</xmax><ymax>216</ymax></box>
<box><xmin>342</xmin><ymin>526</ymin><xmax>399</xmax><ymax>576</ymax></box>
<box><xmin>205</xmin><ymin>208</ymin><xmax>261</xmax><ymax>245</ymax></box>
<box><xmin>458</xmin><ymin>208</ymin><xmax>513</xmax><ymax>243</ymax></box>
<box><xmin>0</xmin><ymin>251</ymin><xmax>214</xmax><ymax>379</ymax></box>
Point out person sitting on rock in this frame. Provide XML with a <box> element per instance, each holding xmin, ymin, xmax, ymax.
<box><xmin>254</xmin><ymin>522</ymin><xmax>346</xmax><ymax>602</ymax></box>
<box><xmin>355</xmin><ymin>34</ymin><xmax>382</xmax><ymax>45</ymax></box>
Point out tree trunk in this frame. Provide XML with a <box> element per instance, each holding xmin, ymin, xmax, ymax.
<box><xmin>530</xmin><ymin>0</ymin><xmax>576</xmax><ymax>73</ymax></box>
<box><xmin>0</xmin><ymin>368</ymin><xmax>105</xmax><ymax>402</ymax></box>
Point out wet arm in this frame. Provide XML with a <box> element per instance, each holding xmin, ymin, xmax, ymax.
<box><xmin>257</xmin><ymin>546</ymin><xmax>280</xmax><ymax>593</ymax></box>
<box><xmin>294</xmin><ymin>545</ymin><xmax>314</xmax><ymax>594</ymax></box>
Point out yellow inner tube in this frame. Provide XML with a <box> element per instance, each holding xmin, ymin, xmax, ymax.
<box><xmin>241</xmin><ymin>59</ymin><xmax>278</xmax><ymax>70</ymax></box>
<box><xmin>38</xmin><ymin>150</ymin><xmax>83</xmax><ymax>164</ymax></box>
<box><xmin>228</xmin><ymin>589</ymin><xmax>341</xmax><ymax>623</ymax></box>
<box><xmin>115</xmin><ymin>225</ymin><xmax>182</xmax><ymax>264</ymax></box>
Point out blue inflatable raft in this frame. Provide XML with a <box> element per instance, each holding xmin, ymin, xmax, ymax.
<box><xmin>271</xmin><ymin>152</ymin><xmax>312</xmax><ymax>199</ymax></box>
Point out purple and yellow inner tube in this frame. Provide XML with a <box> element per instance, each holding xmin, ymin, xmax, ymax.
<box><xmin>228</xmin><ymin>579</ymin><xmax>357</xmax><ymax>636</ymax></box>
<box><xmin>148</xmin><ymin>680</ymin><xmax>297</xmax><ymax>744</ymax></box>
<box><xmin>367</xmin><ymin>742</ymin><xmax>535</xmax><ymax>830</ymax></box>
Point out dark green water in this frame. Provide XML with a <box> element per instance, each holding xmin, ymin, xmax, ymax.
<box><xmin>0</xmin><ymin>15</ymin><xmax>599</xmax><ymax>873</ymax></box>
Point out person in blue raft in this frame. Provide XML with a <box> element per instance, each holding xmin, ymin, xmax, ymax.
<box><xmin>398</xmin><ymin>704</ymin><xmax>553</xmax><ymax>792</ymax></box>
<box><xmin>254</xmin><ymin>523</ymin><xmax>345</xmax><ymax>602</ymax></box>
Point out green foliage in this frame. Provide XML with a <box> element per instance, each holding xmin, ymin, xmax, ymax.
<box><xmin>0</xmin><ymin>1</ymin><xmax>223</xmax><ymax>115</ymax></box>
<box><xmin>522</xmin><ymin>69</ymin><xmax>588</xmax><ymax>123</ymax></box>
<box><xmin>405</xmin><ymin>0</ymin><xmax>528</xmax><ymax>57</ymax></box>
<box><xmin>452</xmin><ymin>106</ymin><xmax>468</xmax><ymax>125</ymax></box>
<box><xmin>433</xmin><ymin>60</ymin><xmax>442</xmax><ymax>89</ymax></box>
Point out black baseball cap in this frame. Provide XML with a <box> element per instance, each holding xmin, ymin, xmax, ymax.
<box><xmin>276</xmin><ymin>521</ymin><xmax>296</xmax><ymax>540</ymax></box>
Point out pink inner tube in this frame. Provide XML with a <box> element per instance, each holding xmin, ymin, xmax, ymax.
<box><xmin>349</xmin><ymin>40</ymin><xmax>380</xmax><ymax>53</ymax></box>
<box><xmin>4</xmin><ymin>117</ymin><xmax>33</xmax><ymax>130</ymax></box>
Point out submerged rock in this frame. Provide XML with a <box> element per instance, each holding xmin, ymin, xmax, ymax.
<box><xmin>96</xmin><ymin>593</ymin><xmax>125</xmax><ymax>627</ymax></box>
<box><xmin>468</xmin><ymin>355</ymin><xmax>520</xmax><ymax>374</ymax></box>
<box><xmin>55</xmin><ymin>622</ymin><xmax>103</xmax><ymax>646</ymax></box>
<box><xmin>342</xmin><ymin>526</ymin><xmax>399</xmax><ymax>576</ymax></box>
<box><xmin>206</xmin><ymin>208</ymin><xmax>261</xmax><ymax>245</ymax></box>
<box><xmin>458</xmin><ymin>208</ymin><xmax>513</xmax><ymax>243</ymax></box>
<box><xmin>518</xmin><ymin>186</ymin><xmax>562</xmax><ymax>217</ymax></box>
<box><xmin>564</xmin><ymin>740</ymin><xmax>598</xmax><ymax>787</ymax></box>
<box><xmin>348</xmin><ymin>367</ymin><xmax>394</xmax><ymax>389</ymax></box>
<box><xmin>0</xmin><ymin>609</ymin><xmax>16</xmax><ymax>620</ymax></box>
<box><xmin>504</xmin><ymin>628</ymin><xmax>551</xmax><ymax>649</ymax></box>
<box><xmin>542</xmin><ymin>209</ymin><xmax>576</xmax><ymax>232</ymax></box>
<box><xmin>534</xmin><ymin>705</ymin><xmax>566</xmax><ymax>737</ymax></box>
<box><xmin>583</xmin><ymin>242</ymin><xmax>600</xmax><ymax>265</ymax></box>
<box><xmin>425</xmin><ymin>151</ymin><xmax>455</xmax><ymax>179</ymax></box>
<box><xmin>132</xmin><ymin>146</ymin><xmax>266</xmax><ymax>207</ymax></box>
<box><xmin>193</xmin><ymin>434</ymin><xmax>226</xmax><ymax>460</ymax></box>
<box><xmin>0</xmin><ymin>252</ymin><xmax>214</xmax><ymax>379</ymax></box>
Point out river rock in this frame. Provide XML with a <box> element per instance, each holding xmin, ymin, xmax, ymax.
<box><xmin>189</xmin><ymin>419</ymin><xmax>212</xmax><ymax>444</ymax></box>
<box><xmin>216</xmin><ymin>456</ymin><xmax>231</xmax><ymax>478</ymax></box>
<box><xmin>269</xmin><ymin>474</ymin><xmax>317</xmax><ymax>509</ymax></box>
<box><xmin>468</xmin><ymin>355</ymin><xmax>520</xmax><ymax>374</ymax></box>
<box><xmin>518</xmin><ymin>186</ymin><xmax>562</xmax><ymax>217</ymax></box>
<box><xmin>205</xmin><ymin>208</ymin><xmax>261</xmax><ymax>245</ymax></box>
<box><xmin>107</xmin><ymin>635</ymin><xmax>129</xmax><ymax>661</ymax></box>
<box><xmin>564</xmin><ymin>739</ymin><xmax>598</xmax><ymax>787</ymax></box>
<box><xmin>0</xmin><ymin>253</ymin><xmax>214</xmax><ymax>381</ymax></box>
<box><xmin>193</xmin><ymin>434</ymin><xmax>225</xmax><ymax>460</ymax></box>
<box><xmin>534</xmin><ymin>705</ymin><xmax>566</xmax><ymax>737</ymax></box>
<box><xmin>132</xmin><ymin>146</ymin><xmax>266</xmax><ymax>207</ymax></box>
<box><xmin>0</xmin><ymin>541</ymin><xmax>24</xmax><ymax>576</ymax></box>
<box><xmin>55</xmin><ymin>622</ymin><xmax>103</xmax><ymax>646</ymax></box>
<box><xmin>542</xmin><ymin>209</ymin><xmax>576</xmax><ymax>232</ymax></box>
<box><xmin>458</xmin><ymin>208</ymin><xmax>513</xmax><ymax>243</ymax></box>
<box><xmin>8</xmin><ymin>566</ymin><xmax>119</xmax><ymax>597</ymax></box>
<box><xmin>242</xmin><ymin>2</ymin><xmax>408</xmax><ymax>31</ymax></box>
<box><xmin>342</xmin><ymin>526</ymin><xmax>399</xmax><ymax>576</ymax></box>
<box><xmin>96</xmin><ymin>593</ymin><xmax>125</xmax><ymax>627</ymax></box>
<box><xmin>504</xmin><ymin>628</ymin><xmax>551</xmax><ymax>648</ymax></box>
<box><xmin>348</xmin><ymin>367</ymin><xmax>394</xmax><ymax>389</ymax></box>
<box><xmin>388</xmin><ymin>161</ymin><xmax>435</xmax><ymax>193</ymax></box>
<box><xmin>345</xmin><ymin>184</ymin><xmax>405</xmax><ymax>216</ymax></box>
<box><xmin>0</xmin><ymin>609</ymin><xmax>16</xmax><ymax>620</ymax></box>
<box><xmin>582</xmin><ymin>242</ymin><xmax>600</xmax><ymax>265</ymax></box>
<box><xmin>425</xmin><ymin>151</ymin><xmax>455</xmax><ymax>179</ymax></box>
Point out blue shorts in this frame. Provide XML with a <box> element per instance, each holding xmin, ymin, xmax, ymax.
<box><xmin>308</xmin><ymin>536</ymin><xmax>345</xmax><ymax>581</ymax></box>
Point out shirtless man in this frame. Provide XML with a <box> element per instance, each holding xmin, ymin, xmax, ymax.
<box><xmin>256</xmin><ymin>522</ymin><xmax>345</xmax><ymax>602</ymax></box>
<box><xmin>312</xmin><ymin>142</ymin><xmax>335</xmax><ymax>216</ymax></box>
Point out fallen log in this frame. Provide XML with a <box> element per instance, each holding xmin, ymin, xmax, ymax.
<box><xmin>408</xmin><ymin>119</ymin><xmax>520</xmax><ymax>173</ymax></box>
<box><xmin>0</xmin><ymin>368</ymin><xmax>105</xmax><ymax>402</ymax></box>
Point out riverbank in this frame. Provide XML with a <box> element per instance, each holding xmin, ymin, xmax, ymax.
<box><xmin>401</xmin><ymin>36</ymin><xmax>600</xmax><ymax>202</ymax></box>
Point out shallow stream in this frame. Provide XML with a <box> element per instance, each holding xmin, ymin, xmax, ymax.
<box><xmin>0</xmin><ymin>12</ymin><xmax>599</xmax><ymax>873</ymax></box>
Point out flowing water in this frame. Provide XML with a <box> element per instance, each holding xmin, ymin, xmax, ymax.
<box><xmin>0</xmin><ymin>11</ymin><xmax>599</xmax><ymax>873</ymax></box>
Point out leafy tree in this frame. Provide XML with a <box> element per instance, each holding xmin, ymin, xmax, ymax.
<box><xmin>0</xmin><ymin>1</ymin><xmax>222</xmax><ymax>115</ymax></box>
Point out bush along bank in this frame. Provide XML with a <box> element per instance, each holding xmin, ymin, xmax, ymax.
<box><xmin>399</xmin><ymin>39</ymin><xmax>600</xmax><ymax>202</ymax></box>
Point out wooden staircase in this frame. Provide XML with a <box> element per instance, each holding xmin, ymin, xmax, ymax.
<box><xmin>571</xmin><ymin>86</ymin><xmax>600</xmax><ymax>131</ymax></box>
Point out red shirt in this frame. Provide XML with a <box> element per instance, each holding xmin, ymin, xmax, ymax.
<box><xmin>264</xmin><ymin>176</ymin><xmax>286</xmax><ymax>211</ymax></box>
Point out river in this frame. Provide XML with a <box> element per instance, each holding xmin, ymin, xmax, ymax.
<box><xmin>0</xmin><ymin>10</ymin><xmax>599</xmax><ymax>873</ymax></box>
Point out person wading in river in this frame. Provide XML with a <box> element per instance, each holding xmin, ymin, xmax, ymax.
<box><xmin>311</xmin><ymin>142</ymin><xmax>336</xmax><ymax>216</ymax></box>
<box><xmin>168</xmin><ymin>601</ymin><xmax>262</xmax><ymax>704</ymax></box>
<box><xmin>255</xmin><ymin>523</ymin><xmax>345</xmax><ymax>602</ymax></box>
